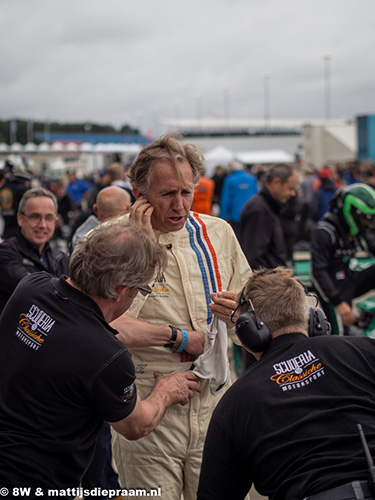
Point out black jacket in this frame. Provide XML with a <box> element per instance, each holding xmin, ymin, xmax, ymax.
<box><xmin>311</xmin><ymin>212</ymin><xmax>375</xmax><ymax>305</ymax></box>
<box><xmin>239</xmin><ymin>187</ymin><xmax>287</xmax><ymax>269</ymax></box>
<box><xmin>0</xmin><ymin>231</ymin><xmax>69</xmax><ymax>313</ymax></box>
<box><xmin>0</xmin><ymin>180</ymin><xmax>28</xmax><ymax>239</ymax></box>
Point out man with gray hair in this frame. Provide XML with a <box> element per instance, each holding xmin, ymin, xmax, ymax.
<box><xmin>0</xmin><ymin>186</ymin><xmax>69</xmax><ymax>314</ymax></box>
<box><xmin>70</xmin><ymin>186</ymin><xmax>131</xmax><ymax>496</ymax></box>
<box><xmin>0</xmin><ymin>220</ymin><xmax>201</xmax><ymax>497</ymax></box>
<box><xmin>110</xmin><ymin>133</ymin><xmax>251</xmax><ymax>500</ymax></box>
<box><xmin>239</xmin><ymin>163</ymin><xmax>299</xmax><ymax>269</ymax></box>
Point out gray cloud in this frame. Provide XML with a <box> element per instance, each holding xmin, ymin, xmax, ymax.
<box><xmin>1</xmin><ymin>0</ymin><xmax>374</xmax><ymax>132</ymax></box>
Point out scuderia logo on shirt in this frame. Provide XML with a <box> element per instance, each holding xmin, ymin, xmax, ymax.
<box><xmin>270</xmin><ymin>350</ymin><xmax>325</xmax><ymax>391</ymax></box>
<box><xmin>15</xmin><ymin>304</ymin><xmax>56</xmax><ymax>350</ymax></box>
<box><xmin>120</xmin><ymin>383</ymin><xmax>135</xmax><ymax>401</ymax></box>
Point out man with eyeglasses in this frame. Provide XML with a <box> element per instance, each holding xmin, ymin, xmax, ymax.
<box><xmin>0</xmin><ymin>220</ymin><xmax>201</xmax><ymax>498</ymax></box>
<box><xmin>69</xmin><ymin>185</ymin><xmax>131</xmax><ymax>499</ymax></box>
<box><xmin>0</xmin><ymin>187</ymin><xmax>69</xmax><ymax>314</ymax></box>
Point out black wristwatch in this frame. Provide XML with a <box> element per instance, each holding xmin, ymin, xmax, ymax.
<box><xmin>164</xmin><ymin>324</ymin><xmax>178</xmax><ymax>350</ymax></box>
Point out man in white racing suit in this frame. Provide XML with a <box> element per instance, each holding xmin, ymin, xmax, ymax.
<box><xmin>111</xmin><ymin>133</ymin><xmax>251</xmax><ymax>500</ymax></box>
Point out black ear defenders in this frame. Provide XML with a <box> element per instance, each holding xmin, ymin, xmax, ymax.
<box><xmin>235</xmin><ymin>300</ymin><xmax>272</xmax><ymax>354</ymax></box>
<box><xmin>234</xmin><ymin>289</ymin><xmax>332</xmax><ymax>354</ymax></box>
<box><xmin>308</xmin><ymin>306</ymin><xmax>332</xmax><ymax>337</ymax></box>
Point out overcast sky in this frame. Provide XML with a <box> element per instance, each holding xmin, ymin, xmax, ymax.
<box><xmin>1</xmin><ymin>0</ymin><xmax>374</xmax><ymax>135</ymax></box>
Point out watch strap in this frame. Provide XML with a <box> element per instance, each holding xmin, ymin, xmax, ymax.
<box><xmin>164</xmin><ymin>324</ymin><xmax>178</xmax><ymax>350</ymax></box>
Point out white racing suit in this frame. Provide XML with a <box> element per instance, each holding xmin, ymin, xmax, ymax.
<box><xmin>112</xmin><ymin>212</ymin><xmax>251</xmax><ymax>500</ymax></box>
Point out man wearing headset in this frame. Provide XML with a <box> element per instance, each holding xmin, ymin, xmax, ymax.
<box><xmin>197</xmin><ymin>267</ymin><xmax>375</xmax><ymax>500</ymax></box>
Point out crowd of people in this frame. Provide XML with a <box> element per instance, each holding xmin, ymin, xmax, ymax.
<box><xmin>1</xmin><ymin>150</ymin><xmax>373</xmax><ymax>260</ymax></box>
<box><xmin>0</xmin><ymin>158</ymin><xmax>131</xmax><ymax>247</ymax></box>
<box><xmin>0</xmin><ymin>137</ymin><xmax>375</xmax><ymax>500</ymax></box>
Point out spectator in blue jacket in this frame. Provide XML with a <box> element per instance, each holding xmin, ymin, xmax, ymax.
<box><xmin>220</xmin><ymin>161</ymin><xmax>258</xmax><ymax>237</ymax></box>
<box><xmin>66</xmin><ymin>170</ymin><xmax>92</xmax><ymax>210</ymax></box>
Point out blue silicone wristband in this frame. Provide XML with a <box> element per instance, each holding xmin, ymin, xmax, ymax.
<box><xmin>174</xmin><ymin>329</ymin><xmax>188</xmax><ymax>353</ymax></box>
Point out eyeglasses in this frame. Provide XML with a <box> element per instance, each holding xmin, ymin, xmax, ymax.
<box><xmin>230</xmin><ymin>288</ymin><xmax>247</xmax><ymax>324</ymax></box>
<box><xmin>137</xmin><ymin>285</ymin><xmax>152</xmax><ymax>296</ymax></box>
<box><xmin>21</xmin><ymin>213</ymin><xmax>57</xmax><ymax>224</ymax></box>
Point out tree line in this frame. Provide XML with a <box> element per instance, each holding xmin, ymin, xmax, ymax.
<box><xmin>0</xmin><ymin>119</ymin><xmax>140</xmax><ymax>144</ymax></box>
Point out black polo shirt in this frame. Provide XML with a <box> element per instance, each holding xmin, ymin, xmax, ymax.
<box><xmin>198</xmin><ymin>333</ymin><xmax>375</xmax><ymax>500</ymax></box>
<box><xmin>0</xmin><ymin>273</ymin><xmax>136</xmax><ymax>492</ymax></box>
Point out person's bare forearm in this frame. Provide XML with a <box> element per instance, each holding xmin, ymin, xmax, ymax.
<box><xmin>111</xmin><ymin>390</ymin><xmax>170</xmax><ymax>440</ymax></box>
<box><xmin>111</xmin><ymin>313</ymin><xmax>172</xmax><ymax>348</ymax></box>
<box><xmin>110</xmin><ymin>371</ymin><xmax>202</xmax><ymax>440</ymax></box>
<box><xmin>112</xmin><ymin>314</ymin><xmax>205</xmax><ymax>358</ymax></box>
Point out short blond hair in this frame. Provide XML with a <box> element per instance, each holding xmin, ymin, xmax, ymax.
<box><xmin>238</xmin><ymin>267</ymin><xmax>309</xmax><ymax>333</ymax></box>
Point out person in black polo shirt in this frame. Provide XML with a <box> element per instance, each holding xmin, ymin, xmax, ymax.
<box><xmin>0</xmin><ymin>220</ymin><xmax>201</xmax><ymax>499</ymax></box>
<box><xmin>198</xmin><ymin>267</ymin><xmax>375</xmax><ymax>500</ymax></box>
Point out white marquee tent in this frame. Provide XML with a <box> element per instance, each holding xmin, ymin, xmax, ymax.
<box><xmin>203</xmin><ymin>146</ymin><xmax>235</xmax><ymax>176</ymax></box>
<box><xmin>235</xmin><ymin>149</ymin><xmax>294</xmax><ymax>165</ymax></box>
<box><xmin>204</xmin><ymin>146</ymin><xmax>294</xmax><ymax>176</ymax></box>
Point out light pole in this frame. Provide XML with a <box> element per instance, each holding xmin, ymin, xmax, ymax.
<box><xmin>174</xmin><ymin>99</ymin><xmax>181</xmax><ymax>125</ymax></box>
<box><xmin>152</xmin><ymin>105</ymin><xmax>159</xmax><ymax>139</ymax></box>
<box><xmin>44</xmin><ymin>117</ymin><xmax>51</xmax><ymax>144</ymax></box>
<box><xmin>136</xmin><ymin>110</ymin><xmax>144</xmax><ymax>135</ymax></box>
<box><xmin>263</xmin><ymin>74</ymin><xmax>271</xmax><ymax>131</ymax></box>
<box><xmin>324</xmin><ymin>55</ymin><xmax>331</xmax><ymax>121</ymax></box>
<box><xmin>27</xmin><ymin>118</ymin><xmax>34</xmax><ymax>143</ymax></box>
<box><xmin>10</xmin><ymin>119</ymin><xmax>17</xmax><ymax>144</ymax></box>
<box><xmin>223</xmin><ymin>86</ymin><xmax>230</xmax><ymax>124</ymax></box>
<box><xmin>84</xmin><ymin>123</ymin><xmax>92</xmax><ymax>143</ymax></box>
<box><xmin>196</xmin><ymin>94</ymin><xmax>202</xmax><ymax>122</ymax></box>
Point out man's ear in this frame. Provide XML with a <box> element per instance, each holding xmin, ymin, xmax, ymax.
<box><xmin>267</xmin><ymin>177</ymin><xmax>281</xmax><ymax>195</ymax></box>
<box><xmin>93</xmin><ymin>203</ymin><xmax>98</xmax><ymax>216</ymax></box>
<box><xmin>116</xmin><ymin>285</ymin><xmax>136</xmax><ymax>301</ymax></box>
<box><xmin>115</xmin><ymin>285</ymin><xmax>127</xmax><ymax>300</ymax></box>
<box><xmin>132</xmin><ymin>187</ymin><xmax>143</xmax><ymax>200</ymax></box>
<box><xmin>17</xmin><ymin>212</ymin><xmax>23</xmax><ymax>228</ymax></box>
